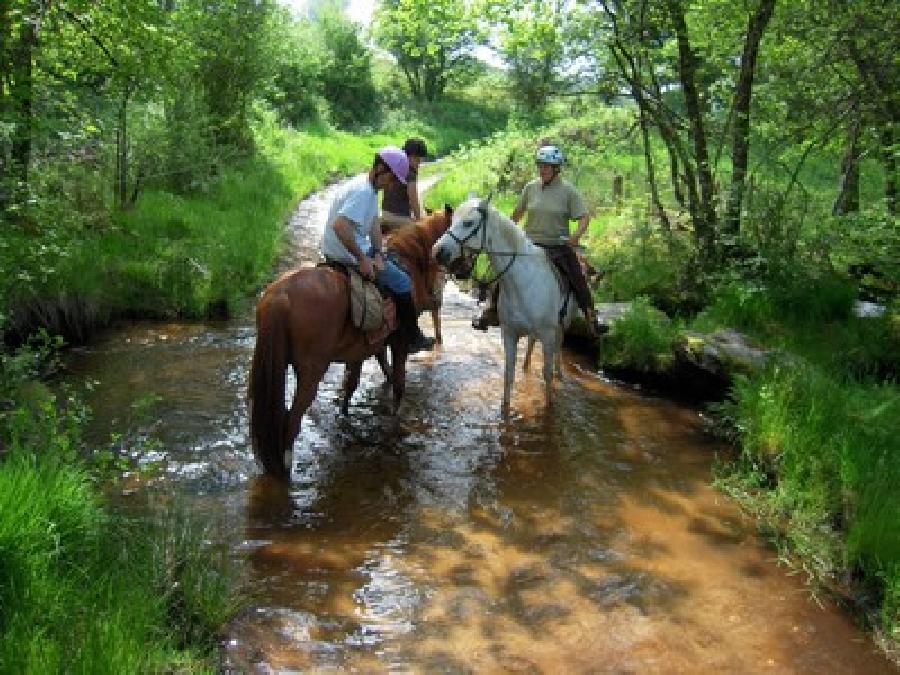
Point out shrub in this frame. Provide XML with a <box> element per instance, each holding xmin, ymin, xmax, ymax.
<box><xmin>600</xmin><ymin>296</ymin><xmax>679</xmax><ymax>372</ymax></box>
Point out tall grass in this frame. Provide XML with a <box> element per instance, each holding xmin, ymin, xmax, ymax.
<box><xmin>716</xmin><ymin>363</ymin><xmax>898</xmax><ymax>620</ymax></box>
<box><xmin>599</xmin><ymin>296</ymin><xmax>680</xmax><ymax>372</ymax></box>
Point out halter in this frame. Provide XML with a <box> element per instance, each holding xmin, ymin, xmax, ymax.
<box><xmin>444</xmin><ymin>202</ymin><xmax>521</xmax><ymax>287</ymax></box>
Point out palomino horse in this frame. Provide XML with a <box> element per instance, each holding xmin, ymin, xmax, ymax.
<box><xmin>249</xmin><ymin>206</ymin><xmax>452</xmax><ymax>479</ymax></box>
<box><xmin>433</xmin><ymin>197</ymin><xmax>576</xmax><ymax>415</ymax></box>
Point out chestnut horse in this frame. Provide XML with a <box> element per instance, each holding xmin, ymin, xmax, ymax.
<box><xmin>249</xmin><ymin>206</ymin><xmax>452</xmax><ymax>479</ymax></box>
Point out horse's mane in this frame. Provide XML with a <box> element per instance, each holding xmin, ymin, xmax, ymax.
<box><xmin>459</xmin><ymin>198</ymin><xmax>534</xmax><ymax>254</ymax></box>
<box><xmin>386</xmin><ymin>209</ymin><xmax>450</xmax><ymax>262</ymax></box>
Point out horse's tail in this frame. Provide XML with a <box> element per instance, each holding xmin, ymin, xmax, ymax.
<box><xmin>249</xmin><ymin>292</ymin><xmax>290</xmax><ymax>479</ymax></box>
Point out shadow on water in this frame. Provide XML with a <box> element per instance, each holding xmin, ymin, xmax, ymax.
<box><xmin>63</xmin><ymin>182</ymin><xmax>897</xmax><ymax>673</ymax></box>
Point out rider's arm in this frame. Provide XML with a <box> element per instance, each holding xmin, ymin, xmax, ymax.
<box><xmin>368</xmin><ymin>216</ymin><xmax>385</xmax><ymax>271</ymax></box>
<box><xmin>408</xmin><ymin>180</ymin><xmax>422</xmax><ymax>220</ymax></box>
<box><xmin>570</xmin><ymin>213</ymin><xmax>590</xmax><ymax>245</ymax></box>
<box><xmin>333</xmin><ymin>215</ymin><xmax>364</xmax><ymax>259</ymax></box>
<box><xmin>333</xmin><ymin>215</ymin><xmax>376</xmax><ymax>277</ymax></box>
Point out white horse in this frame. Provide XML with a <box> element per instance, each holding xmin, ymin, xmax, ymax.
<box><xmin>433</xmin><ymin>196</ymin><xmax>576</xmax><ymax>415</ymax></box>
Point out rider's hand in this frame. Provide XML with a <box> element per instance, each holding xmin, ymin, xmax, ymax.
<box><xmin>372</xmin><ymin>252</ymin><xmax>385</xmax><ymax>273</ymax></box>
<box><xmin>359</xmin><ymin>255</ymin><xmax>375</xmax><ymax>280</ymax></box>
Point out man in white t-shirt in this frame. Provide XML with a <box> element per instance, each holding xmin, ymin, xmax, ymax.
<box><xmin>321</xmin><ymin>146</ymin><xmax>434</xmax><ymax>353</ymax></box>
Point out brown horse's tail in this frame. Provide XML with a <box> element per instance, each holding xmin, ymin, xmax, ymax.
<box><xmin>249</xmin><ymin>294</ymin><xmax>290</xmax><ymax>479</ymax></box>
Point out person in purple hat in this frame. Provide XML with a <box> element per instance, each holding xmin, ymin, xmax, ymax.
<box><xmin>321</xmin><ymin>146</ymin><xmax>434</xmax><ymax>353</ymax></box>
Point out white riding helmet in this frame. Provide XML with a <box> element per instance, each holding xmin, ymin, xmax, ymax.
<box><xmin>535</xmin><ymin>145</ymin><xmax>564</xmax><ymax>165</ymax></box>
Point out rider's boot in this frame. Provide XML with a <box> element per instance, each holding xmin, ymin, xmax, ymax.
<box><xmin>472</xmin><ymin>306</ymin><xmax>499</xmax><ymax>331</ymax></box>
<box><xmin>472</xmin><ymin>285</ymin><xmax>500</xmax><ymax>331</ymax></box>
<box><xmin>395</xmin><ymin>293</ymin><xmax>435</xmax><ymax>354</ymax></box>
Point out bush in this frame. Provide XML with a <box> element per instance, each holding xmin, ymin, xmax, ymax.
<box><xmin>599</xmin><ymin>296</ymin><xmax>679</xmax><ymax>372</ymax></box>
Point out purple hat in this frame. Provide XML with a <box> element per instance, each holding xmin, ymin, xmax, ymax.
<box><xmin>377</xmin><ymin>146</ymin><xmax>409</xmax><ymax>184</ymax></box>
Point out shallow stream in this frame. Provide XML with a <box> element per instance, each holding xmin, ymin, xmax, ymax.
<box><xmin>65</xmin><ymin>183</ymin><xmax>895</xmax><ymax>673</ymax></box>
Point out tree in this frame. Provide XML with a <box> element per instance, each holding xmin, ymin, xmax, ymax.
<box><xmin>319</xmin><ymin>8</ymin><xmax>379</xmax><ymax>127</ymax></box>
<box><xmin>497</xmin><ymin>0</ymin><xmax>570</xmax><ymax>113</ymax></box>
<box><xmin>596</xmin><ymin>0</ymin><xmax>776</xmax><ymax>267</ymax></box>
<box><xmin>1</xmin><ymin>0</ymin><xmax>52</xmax><ymax>209</ymax></box>
<box><xmin>374</xmin><ymin>0</ymin><xmax>483</xmax><ymax>102</ymax></box>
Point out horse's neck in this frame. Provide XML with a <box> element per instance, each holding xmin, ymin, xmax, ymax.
<box><xmin>487</xmin><ymin>212</ymin><xmax>558</xmax><ymax>296</ymax></box>
<box><xmin>486</xmin><ymin>211</ymin><xmax>535</xmax><ymax>264</ymax></box>
<box><xmin>391</xmin><ymin>216</ymin><xmax>446</xmax><ymax>255</ymax></box>
<box><xmin>422</xmin><ymin>216</ymin><xmax>449</xmax><ymax>247</ymax></box>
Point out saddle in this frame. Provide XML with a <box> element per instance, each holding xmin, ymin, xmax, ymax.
<box><xmin>320</xmin><ymin>260</ymin><xmax>397</xmax><ymax>343</ymax></box>
<box><xmin>537</xmin><ymin>245</ymin><xmax>575</xmax><ymax>323</ymax></box>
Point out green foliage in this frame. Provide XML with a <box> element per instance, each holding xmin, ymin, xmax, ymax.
<box><xmin>698</xmin><ymin>273</ymin><xmax>857</xmax><ymax>332</ymax></box>
<box><xmin>374</xmin><ymin>0</ymin><xmax>485</xmax><ymax>102</ymax></box>
<box><xmin>497</xmin><ymin>0</ymin><xmax>572</xmax><ymax>114</ymax></box>
<box><xmin>266</xmin><ymin>18</ymin><xmax>329</xmax><ymax>127</ymax></box>
<box><xmin>595</xmin><ymin>224</ymin><xmax>697</xmax><ymax>312</ymax></box>
<box><xmin>318</xmin><ymin>10</ymin><xmax>380</xmax><ymax>128</ymax></box>
<box><xmin>599</xmin><ymin>296</ymin><xmax>680</xmax><ymax>372</ymax></box>
<box><xmin>191</xmin><ymin>0</ymin><xmax>282</xmax><ymax>149</ymax></box>
<box><xmin>716</xmin><ymin>364</ymin><xmax>899</xmax><ymax>610</ymax></box>
<box><xmin>827</xmin><ymin>208</ymin><xmax>900</xmax><ymax>304</ymax></box>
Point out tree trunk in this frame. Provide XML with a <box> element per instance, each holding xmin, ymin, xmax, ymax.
<box><xmin>116</xmin><ymin>87</ymin><xmax>131</xmax><ymax>208</ymax></box>
<box><xmin>638</xmin><ymin>103</ymin><xmax>671</xmax><ymax>234</ymax></box>
<box><xmin>665</xmin><ymin>0</ymin><xmax>717</xmax><ymax>264</ymax></box>
<box><xmin>882</xmin><ymin>123</ymin><xmax>897</xmax><ymax>214</ymax></box>
<box><xmin>724</xmin><ymin>0</ymin><xmax>776</xmax><ymax>243</ymax></box>
<box><xmin>832</xmin><ymin>116</ymin><xmax>861</xmax><ymax>215</ymax></box>
<box><xmin>9</xmin><ymin>2</ymin><xmax>40</xmax><ymax>197</ymax></box>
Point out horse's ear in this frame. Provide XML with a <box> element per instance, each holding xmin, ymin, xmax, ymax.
<box><xmin>444</xmin><ymin>203</ymin><xmax>453</xmax><ymax>218</ymax></box>
<box><xmin>485</xmin><ymin>191</ymin><xmax>494</xmax><ymax>205</ymax></box>
<box><xmin>466</xmin><ymin>190</ymin><xmax>478</xmax><ymax>200</ymax></box>
<box><xmin>425</xmin><ymin>206</ymin><xmax>433</xmax><ymax>215</ymax></box>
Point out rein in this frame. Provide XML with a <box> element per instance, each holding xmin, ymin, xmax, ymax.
<box><xmin>445</xmin><ymin>203</ymin><xmax>527</xmax><ymax>287</ymax></box>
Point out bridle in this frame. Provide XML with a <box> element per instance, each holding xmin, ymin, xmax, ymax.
<box><xmin>443</xmin><ymin>202</ymin><xmax>522</xmax><ymax>286</ymax></box>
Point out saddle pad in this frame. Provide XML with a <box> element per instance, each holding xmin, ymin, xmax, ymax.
<box><xmin>349</xmin><ymin>268</ymin><xmax>385</xmax><ymax>333</ymax></box>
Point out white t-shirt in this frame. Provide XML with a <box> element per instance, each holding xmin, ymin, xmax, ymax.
<box><xmin>321</xmin><ymin>173</ymin><xmax>379</xmax><ymax>265</ymax></box>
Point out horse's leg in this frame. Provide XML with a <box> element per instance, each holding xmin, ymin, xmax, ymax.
<box><xmin>388</xmin><ymin>343</ymin><xmax>409</xmax><ymax>413</ymax></box>
<box><xmin>431</xmin><ymin>306</ymin><xmax>442</xmax><ymax>344</ymax></box>
<box><xmin>501</xmin><ymin>328</ymin><xmax>518</xmax><ymax>418</ymax></box>
<box><xmin>555</xmin><ymin>327</ymin><xmax>565</xmax><ymax>379</ymax></box>
<box><xmin>375</xmin><ymin>348</ymin><xmax>391</xmax><ymax>385</ymax></box>
<box><xmin>523</xmin><ymin>336</ymin><xmax>536</xmax><ymax>374</ymax></box>
<box><xmin>542</xmin><ymin>338</ymin><xmax>556</xmax><ymax>409</ymax></box>
<box><xmin>340</xmin><ymin>361</ymin><xmax>363</xmax><ymax>415</ymax></box>
<box><xmin>284</xmin><ymin>361</ymin><xmax>328</xmax><ymax>474</ymax></box>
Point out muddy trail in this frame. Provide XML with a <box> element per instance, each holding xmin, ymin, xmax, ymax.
<box><xmin>65</xmin><ymin>182</ymin><xmax>896</xmax><ymax>673</ymax></box>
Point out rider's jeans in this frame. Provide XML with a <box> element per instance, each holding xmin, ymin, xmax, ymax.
<box><xmin>368</xmin><ymin>245</ymin><xmax>412</xmax><ymax>294</ymax></box>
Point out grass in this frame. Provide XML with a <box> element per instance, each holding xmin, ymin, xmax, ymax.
<box><xmin>599</xmin><ymin>296</ymin><xmax>680</xmax><ymax>372</ymax></box>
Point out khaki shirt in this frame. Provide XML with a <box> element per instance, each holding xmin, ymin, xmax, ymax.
<box><xmin>515</xmin><ymin>176</ymin><xmax>587</xmax><ymax>244</ymax></box>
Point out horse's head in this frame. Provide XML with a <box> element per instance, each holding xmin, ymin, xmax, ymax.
<box><xmin>421</xmin><ymin>203</ymin><xmax>454</xmax><ymax>243</ymax></box>
<box><xmin>432</xmin><ymin>196</ymin><xmax>492</xmax><ymax>278</ymax></box>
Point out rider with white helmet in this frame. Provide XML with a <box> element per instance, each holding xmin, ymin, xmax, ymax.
<box><xmin>473</xmin><ymin>143</ymin><xmax>597</xmax><ymax>334</ymax></box>
<box><xmin>322</xmin><ymin>146</ymin><xmax>434</xmax><ymax>353</ymax></box>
